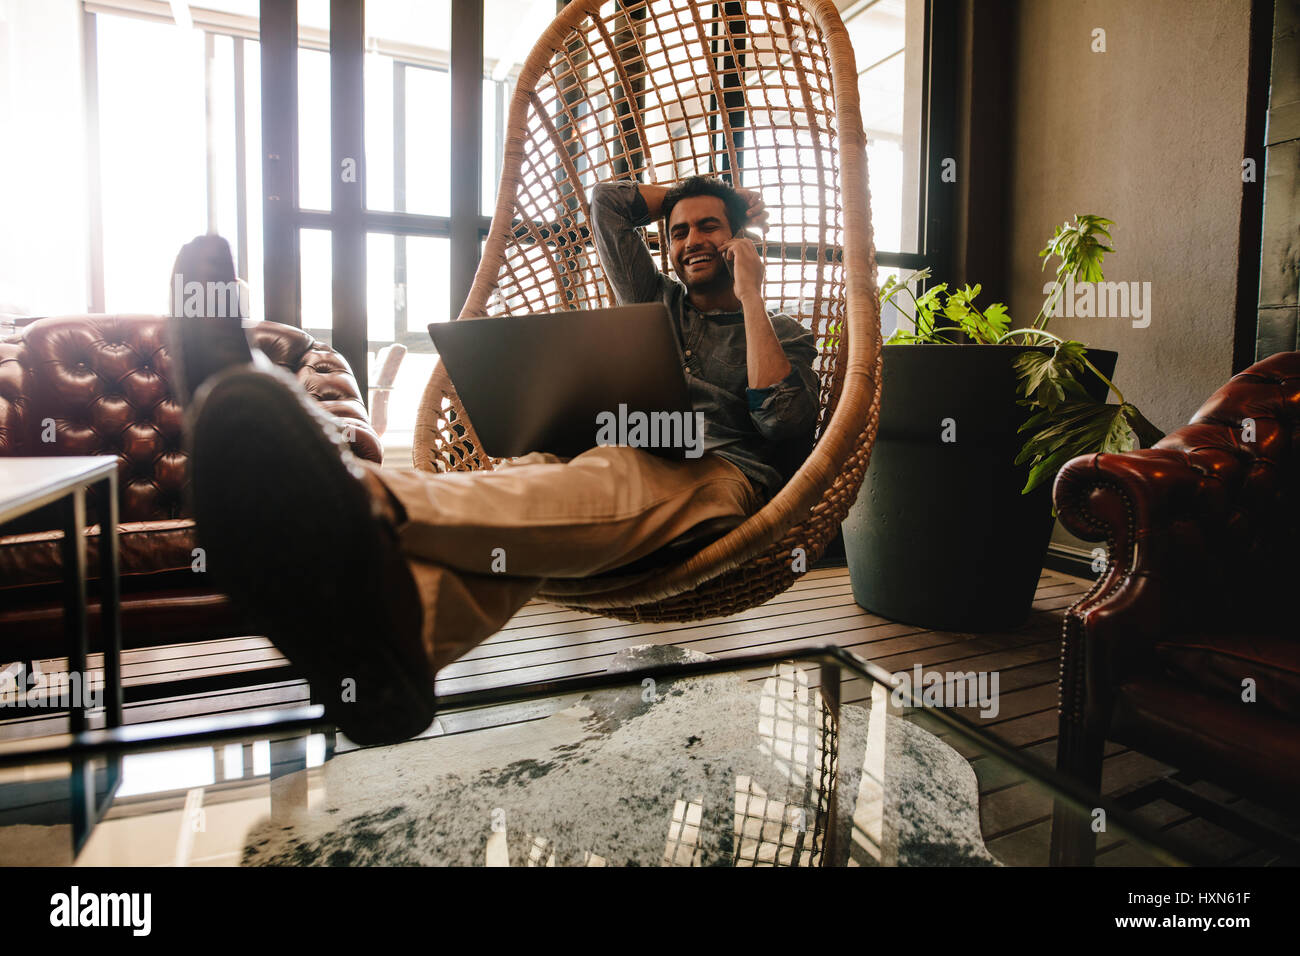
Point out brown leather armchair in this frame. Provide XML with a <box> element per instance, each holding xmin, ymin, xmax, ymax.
<box><xmin>1049</xmin><ymin>351</ymin><xmax>1300</xmax><ymax>863</ymax></box>
<box><xmin>0</xmin><ymin>315</ymin><xmax>382</xmax><ymax>662</ymax></box>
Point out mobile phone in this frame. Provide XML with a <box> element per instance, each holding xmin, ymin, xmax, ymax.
<box><xmin>724</xmin><ymin>229</ymin><xmax>758</xmax><ymax>276</ymax></box>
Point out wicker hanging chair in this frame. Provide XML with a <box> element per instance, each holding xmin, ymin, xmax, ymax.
<box><xmin>413</xmin><ymin>0</ymin><xmax>882</xmax><ymax>623</ymax></box>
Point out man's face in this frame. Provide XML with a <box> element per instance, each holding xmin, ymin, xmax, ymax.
<box><xmin>667</xmin><ymin>195</ymin><xmax>735</xmax><ymax>292</ymax></box>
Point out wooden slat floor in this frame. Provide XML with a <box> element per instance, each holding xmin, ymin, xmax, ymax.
<box><xmin>3</xmin><ymin>564</ymin><xmax>1297</xmax><ymax>865</ymax></box>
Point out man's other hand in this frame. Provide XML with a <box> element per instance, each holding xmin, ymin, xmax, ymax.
<box><xmin>720</xmin><ymin>236</ymin><xmax>763</xmax><ymax>305</ymax></box>
<box><xmin>734</xmin><ymin>186</ymin><xmax>770</xmax><ymax>232</ymax></box>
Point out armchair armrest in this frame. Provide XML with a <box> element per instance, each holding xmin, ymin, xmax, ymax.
<box><xmin>1054</xmin><ymin>444</ymin><xmax>1242</xmax><ymax>673</ymax></box>
<box><xmin>1052</xmin><ymin>352</ymin><xmax>1300</xmax><ymax>713</ymax></box>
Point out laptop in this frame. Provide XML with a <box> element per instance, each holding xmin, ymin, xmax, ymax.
<box><xmin>428</xmin><ymin>303</ymin><xmax>697</xmax><ymax>460</ymax></box>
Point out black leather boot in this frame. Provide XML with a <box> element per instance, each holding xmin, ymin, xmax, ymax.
<box><xmin>165</xmin><ymin>235</ymin><xmax>255</xmax><ymax>405</ymax></box>
<box><xmin>187</xmin><ymin>365</ymin><xmax>434</xmax><ymax>745</ymax></box>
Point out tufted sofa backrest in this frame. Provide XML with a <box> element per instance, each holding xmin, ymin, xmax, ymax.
<box><xmin>0</xmin><ymin>315</ymin><xmax>381</xmax><ymax>524</ymax></box>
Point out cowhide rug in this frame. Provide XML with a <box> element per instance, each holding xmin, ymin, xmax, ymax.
<box><xmin>241</xmin><ymin>645</ymin><xmax>998</xmax><ymax>866</ymax></box>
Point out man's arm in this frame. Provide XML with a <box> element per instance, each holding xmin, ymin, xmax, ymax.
<box><xmin>746</xmin><ymin>321</ymin><xmax>820</xmax><ymax>442</ymax></box>
<box><xmin>721</xmin><ymin>235</ymin><xmax>792</xmax><ymax>389</ymax></box>
<box><xmin>633</xmin><ymin>182</ymin><xmax>670</xmax><ymax>220</ymax></box>
<box><xmin>719</xmin><ymin>234</ymin><xmax>817</xmax><ymax>440</ymax></box>
<box><xmin>588</xmin><ymin>181</ymin><xmax>671</xmax><ymax>305</ymax></box>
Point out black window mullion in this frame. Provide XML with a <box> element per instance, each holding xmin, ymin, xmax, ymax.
<box><xmin>394</xmin><ymin>61</ymin><xmax>408</xmax><ymax>341</ymax></box>
<box><xmin>494</xmin><ymin>80</ymin><xmax>506</xmax><ymax>211</ymax></box>
<box><xmin>721</xmin><ymin>1</ymin><xmax>746</xmax><ymax>175</ymax></box>
<box><xmin>708</xmin><ymin>4</ymin><xmax>719</xmax><ymax>174</ymax></box>
<box><xmin>705</xmin><ymin>3</ymin><xmax>747</xmax><ymax>178</ymax></box>
<box><xmin>83</xmin><ymin>9</ymin><xmax>105</xmax><ymax>313</ymax></box>
<box><xmin>234</xmin><ymin>37</ymin><xmax>250</xmax><ymax>282</ymax></box>
<box><xmin>260</xmin><ymin>0</ymin><xmax>300</xmax><ymax>326</ymax></box>
<box><xmin>349</xmin><ymin>211</ymin><xmax>452</xmax><ymax>236</ymax></box>
<box><xmin>921</xmin><ymin>0</ymin><xmax>956</xmax><ymax>290</ymax></box>
<box><xmin>611</xmin><ymin>0</ymin><xmax>646</xmax><ymax>179</ymax></box>
<box><xmin>204</xmin><ymin>31</ymin><xmax>219</xmax><ymax>233</ymax></box>
<box><xmin>330</xmin><ymin>0</ymin><xmax>368</xmax><ymax>398</ymax></box>
<box><xmin>449</xmin><ymin>0</ymin><xmax>484</xmax><ymax>320</ymax></box>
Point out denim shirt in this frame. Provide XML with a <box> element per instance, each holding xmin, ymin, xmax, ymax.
<box><xmin>589</xmin><ymin>180</ymin><xmax>819</xmax><ymax>504</ymax></box>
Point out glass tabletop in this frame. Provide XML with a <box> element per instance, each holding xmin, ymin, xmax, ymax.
<box><xmin>0</xmin><ymin>648</ymin><xmax>1190</xmax><ymax>867</ymax></box>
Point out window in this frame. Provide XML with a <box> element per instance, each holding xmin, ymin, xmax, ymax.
<box><xmin>0</xmin><ymin>2</ymin><xmax>268</xmax><ymax>321</ymax></box>
<box><xmin>842</xmin><ymin>0</ymin><xmax>931</xmax><ymax>335</ymax></box>
<box><xmin>6</xmin><ymin>0</ymin><xmax>949</xmax><ymax>447</ymax></box>
<box><xmin>846</xmin><ymin>0</ymin><xmax>923</xmax><ymax>256</ymax></box>
<box><xmin>0</xmin><ymin>0</ymin><xmax>89</xmax><ymax>320</ymax></box>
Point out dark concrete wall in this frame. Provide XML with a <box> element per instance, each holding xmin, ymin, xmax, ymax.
<box><xmin>1257</xmin><ymin>0</ymin><xmax>1300</xmax><ymax>357</ymax></box>
<box><xmin>1004</xmin><ymin>0</ymin><xmax>1253</xmax><ymax>435</ymax></box>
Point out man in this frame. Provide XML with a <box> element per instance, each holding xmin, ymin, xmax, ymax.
<box><xmin>180</xmin><ymin>176</ymin><xmax>818</xmax><ymax>744</ymax></box>
<box><xmin>590</xmin><ymin>177</ymin><xmax>819</xmax><ymax>496</ymax></box>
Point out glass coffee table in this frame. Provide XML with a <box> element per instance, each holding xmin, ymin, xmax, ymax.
<box><xmin>0</xmin><ymin>646</ymin><xmax>1191</xmax><ymax>867</ymax></box>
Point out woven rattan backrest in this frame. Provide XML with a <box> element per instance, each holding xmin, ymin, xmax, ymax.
<box><xmin>465</xmin><ymin>0</ymin><xmax>855</xmax><ymax>436</ymax></box>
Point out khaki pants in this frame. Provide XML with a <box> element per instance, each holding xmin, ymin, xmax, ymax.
<box><xmin>366</xmin><ymin>446</ymin><xmax>759</xmax><ymax>671</ymax></box>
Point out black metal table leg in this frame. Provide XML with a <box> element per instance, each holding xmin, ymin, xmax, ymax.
<box><xmin>820</xmin><ymin>661</ymin><xmax>841</xmax><ymax>866</ymax></box>
<box><xmin>70</xmin><ymin>759</ymin><xmax>95</xmax><ymax>853</ymax></box>
<box><xmin>60</xmin><ymin>485</ymin><xmax>94</xmax><ymax>852</ymax></box>
<box><xmin>95</xmin><ymin>472</ymin><xmax>125</xmax><ymax>855</ymax></box>
<box><xmin>3</xmin><ymin>458</ymin><xmax>125</xmax><ymax>857</ymax></box>
<box><xmin>98</xmin><ymin>472</ymin><xmax>122</xmax><ymax>729</ymax></box>
<box><xmin>60</xmin><ymin>487</ymin><xmax>88</xmax><ymax>736</ymax></box>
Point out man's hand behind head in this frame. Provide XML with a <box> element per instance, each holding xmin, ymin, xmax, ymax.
<box><xmin>734</xmin><ymin>186</ymin><xmax>770</xmax><ymax>233</ymax></box>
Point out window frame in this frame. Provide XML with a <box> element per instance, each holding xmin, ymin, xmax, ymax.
<box><xmin>80</xmin><ymin>0</ymin><xmax>956</xmax><ymax>397</ymax></box>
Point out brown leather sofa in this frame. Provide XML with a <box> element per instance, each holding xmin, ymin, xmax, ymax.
<box><xmin>1049</xmin><ymin>350</ymin><xmax>1300</xmax><ymax>863</ymax></box>
<box><xmin>0</xmin><ymin>315</ymin><xmax>382</xmax><ymax>663</ymax></box>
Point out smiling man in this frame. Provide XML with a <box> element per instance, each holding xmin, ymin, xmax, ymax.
<box><xmin>590</xmin><ymin>176</ymin><xmax>819</xmax><ymax>505</ymax></box>
<box><xmin>175</xmin><ymin>176</ymin><xmax>820</xmax><ymax>746</ymax></box>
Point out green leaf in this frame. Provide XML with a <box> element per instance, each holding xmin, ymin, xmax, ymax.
<box><xmin>983</xmin><ymin>302</ymin><xmax>1010</xmax><ymax>334</ymax></box>
<box><xmin>890</xmin><ymin>266</ymin><xmax>932</xmax><ymax>291</ymax></box>
<box><xmin>1016</xmin><ymin>400</ymin><xmax>1138</xmax><ymax>493</ymax></box>
<box><xmin>1123</xmin><ymin>404</ymin><xmax>1164</xmax><ymax>448</ymax></box>
<box><xmin>1015</xmin><ymin>340</ymin><xmax>1089</xmax><ymax>412</ymax></box>
<box><xmin>880</xmin><ymin>269</ymin><xmax>942</xmax><ymax>342</ymax></box>
<box><xmin>947</xmin><ymin>283</ymin><xmax>981</xmax><ymax>307</ymax></box>
<box><xmin>1039</xmin><ymin>215</ymin><xmax>1115</xmax><ymax>286</ymax></box>
<box><xmin>908</xmin><ymin>282</ymin><xmax>946</xmax><ymax>341</ymax></box>
<box><xmin>1015</xmin><ymin>396</ymin><xmax>1165</xmax><ymax>494</ymax></box>
<box><xmin>914</xmin><ymin>282</ymin><xmax>947</xmax><ymax>317</ymax></box>
<box><xmin>942</xmin><ymin>293</ymin><xmax>972</xmax><ymax>323</ymax></box>
<box><xmin>879</xmin><ymin>274</ymin><xmax>900</xmax><ymax>302</ymax></box>
<box><xmin>1023</xmin><ymin>445</ymin><xmax>1083</xmax><ymax>496</ymax></box>
<box><xmin>964</xmin><ymin>299</ymin><xmax>1010</xmax><ymax>345</ymax></box>
<box><xmin>922</xmin><ymin>284</ymin><xmax>1011</xmax><ymax>345</ymax></box>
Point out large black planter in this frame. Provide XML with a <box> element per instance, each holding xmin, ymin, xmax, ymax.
<box><xmin>843</xmin><ymin>344</ymin><xmax>1117</xmax><ymax>632</ymax></box>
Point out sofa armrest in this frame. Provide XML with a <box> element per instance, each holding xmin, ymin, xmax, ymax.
<box><xmin>249</xmin><ymin>324</ymin><xmax>383</xmax><ymax>464</ymax></box>
<box><xmin>0</xmin><ymin>339</ymin><xmax>28</xmax><ymax>456</ymax></box>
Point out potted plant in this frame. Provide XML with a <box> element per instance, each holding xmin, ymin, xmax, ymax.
<box><xmin>841</xmin><ymin>216</ymin><xmax>1161</xmax><ymax>631</ymax></box>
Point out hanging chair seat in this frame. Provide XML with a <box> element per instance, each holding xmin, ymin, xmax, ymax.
<box><xmin>413</xmin><ymin>0</ymin><xmax>882</xmax><ymax>623</ymax></box>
